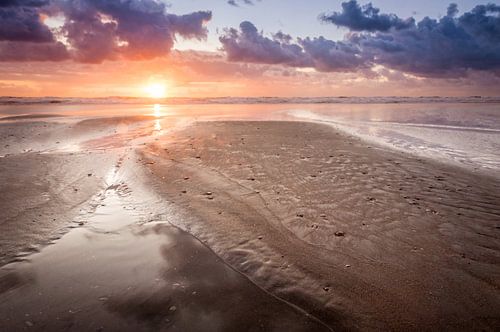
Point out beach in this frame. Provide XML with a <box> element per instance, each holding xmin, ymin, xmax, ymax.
<box><xmin>1</xmin><ymin>113</ymin><xmax>500</xmax><ymax>331</ymax></box>
<box><xmin>3</xmin><ymin>0</ymin><xmax>500</xmax><ymax>329</ymax></box>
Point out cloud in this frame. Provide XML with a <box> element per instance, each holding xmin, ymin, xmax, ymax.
<box><xmin>0</xmin><ymin>41</ymin><xmax>69</xmax><ymax>61</ymax></box>
<box><xmin>219</xmin><ymin>21</ymin><xmax>309</xmax><ymax>66</ymax></box>
<box><xmin>0</xmin><ymin>0</ymin><xmax>70</xmax><ymax>61</ymax></box>
<box><xmin>219</xmin><ymin>21</ymin><xmax>367</xmax><ymax>72</ymax></box>
<box><xmin>57</xmin><ymin>0</ymin><xmax>212</xmax><ymax>63</ymax></box>
<box><xmin>349</xmin><ymin>3</ymin><xmax>500</xmax><ymax>76</ymax></box>
<box><xmin>0</xmin><ymin>0</ymin><xmax>212</xmax><ymax>63</ymax></box>
<box><xmin>320</xmin><ymin>0</ymin><xmax>414</xmax><ymax>32</ymax></box>
<box><xmin>298</xmin><ymin>37</ymin><xmax>369</xmax><ymax>72</ymax></box>
<box><xmin>0</xmin><ymin>0</ymin><xmax>54</xmax><ymax>42</ymax></box>
<box><xmin>227</xmin><ymin>0</ymin><xmax>259</xmax><ymax>7</ymax></box>
<box><xmin>222</xmin><ymin>2</ymin><xmax>500</xmax><ymax>77</ymax></box>
<box><xmin>447</xmin><ymin>3</ymin><xmax>459</xmax><ymax>17</ymax></box>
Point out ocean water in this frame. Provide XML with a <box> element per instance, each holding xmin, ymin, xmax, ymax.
<box><xmin>287</xmin><ymin>103</ymin><xmax>500</xmax><ymax>175</ymax></box>
<box><xmin>1</xmin><ymin>97</ymin><xmax>499</xmax><ymax>174</ymax></box>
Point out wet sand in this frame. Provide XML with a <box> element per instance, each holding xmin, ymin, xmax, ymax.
<box><xmin>1</xmin><ymin>117</ymin><xmax>500</xmax><ymax>331</ymax></box>
<box><xmin>141</xmin><ymin>121</ymin><xmax>500</xmax><ymax>331</ymax></box>
<box><xmin>0</xmin><ymin>163</ymin><xmax>328</xmax><ymax>331</ymax></box>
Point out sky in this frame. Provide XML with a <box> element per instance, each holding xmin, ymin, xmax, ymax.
<box><xmin>0</xmin><ymin>0</ymin><xmax>499</xmax><ymax>98</ymax></box>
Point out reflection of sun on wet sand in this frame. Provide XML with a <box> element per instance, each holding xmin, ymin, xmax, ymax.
<box><xmin>0</xmin><ymin>116</ymin><xmax>499</xmax><ymax>331</ymax></box>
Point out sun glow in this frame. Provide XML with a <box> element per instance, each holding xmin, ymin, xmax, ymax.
<box><xmin>153</xmin><ymin>104</ymin><xmax>162</xmax><ymax>117</ymax></box>
<box><xmin>144</xmin><ymin>83</ymin><xmax>167</xmax><ymax>99</ymax></box>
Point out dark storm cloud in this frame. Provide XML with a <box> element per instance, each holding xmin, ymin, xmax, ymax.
<box><xmin>320</xmin><ymin>0</ymin><xmax>415</xmax><ymax>32</ymax></box>
<box><xmin>0</xmin><ymin>0</ymin><xmax>212</xmax><ymax>62</ymax></box>
<box><xmin>221</xmin><ymin>2</ymin><xmax>500</xmax><ymax>77</ymax></box>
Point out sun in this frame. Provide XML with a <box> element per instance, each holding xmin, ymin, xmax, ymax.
<box><xmin>144</xmin><ymin>83</ymin><xmax>167</xmax><ymax>99</ymax></box>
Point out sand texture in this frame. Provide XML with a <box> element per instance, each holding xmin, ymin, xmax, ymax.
<box><xmin>142</xmin><ymin>121</ymin><xmax>500</xmax><ymax>331</ymax></box>
<box><xmin>1</xmin><ymin>118</ymin><xmax>499</xmax><ymax>331</ymax></box>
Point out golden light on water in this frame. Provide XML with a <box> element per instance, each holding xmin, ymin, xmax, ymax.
<box><xmin>145</xmin><ymin>83</ymin><xmax>167</xmax><ymax>99</ymax></box>
<box><xmin>153</xmin><ymin>103</ymin><xmax>162</xmax><ymax>117</ymax></box>
<box><xmin>152</xmin><ymin>104</ymin><xmax>163</xmax><ymax>132</ymax></box>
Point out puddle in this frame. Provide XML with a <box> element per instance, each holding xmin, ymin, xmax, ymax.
<box><xmin>0</xmin><ymin>182</ymin><xmax>330</xmax><ymax>331</ymax></box>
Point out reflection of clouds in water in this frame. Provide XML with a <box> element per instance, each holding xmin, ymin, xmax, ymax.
<box><xmin>106</xmin><ymin>224</ymin><xmax>330</xmax><ymax>331</ymax></box>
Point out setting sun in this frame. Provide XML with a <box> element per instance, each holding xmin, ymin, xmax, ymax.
<box><xmin>144</xmin><ymin>83</ymin><xmax>167</xmax><ymax>99</ymax></box>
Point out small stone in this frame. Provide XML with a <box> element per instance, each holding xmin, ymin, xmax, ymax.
<box><xmin>204</xmin><ymin>191</ymin><xmax>213</xmax><ymax>196</ymax></box>
<box><xmin>258</xmin><ymin>236</ymin><xmax>263</xmax><ymax>240</ymax></box>
<box><xmin>323</xmin><ymin>286</ymin><xmax>330</xmax><ymax>292</ymax></box>
<box><xmin>345</xmin><ymin>264</ymin><xmax>351</xmax><ymax>268</ymax></box>
<box><xmin>169</xmin><ymin>306</ymin><xmax>177</xmax><ymax>312</ymax></box>
<box><xmin>183</xmin><ymin>177</ymin><xmax>190</xmax><ymax>180</ymax></box>
<box><xmin>296</xmin><ymin>213</ymin><xmax>304</xmax><ymax>218</ymax></box>
<box><xmin>25</xmin><ymin>321</ymin><xmax>34</xmax><ymax>327</ymax></box>
<box><xmin>181</xmin><ymin>190</ymin><xmax>187</xmax><ymax>194</ymax></box>
<box><xmin>334</xmin><ymin>231</ymin><xmax>345</xmax><ymax>237</ymax></box>
<box><xmin>87</xmin><ymin>173</ymin><xmax>92</xmax><ymax>177</ymax></box>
